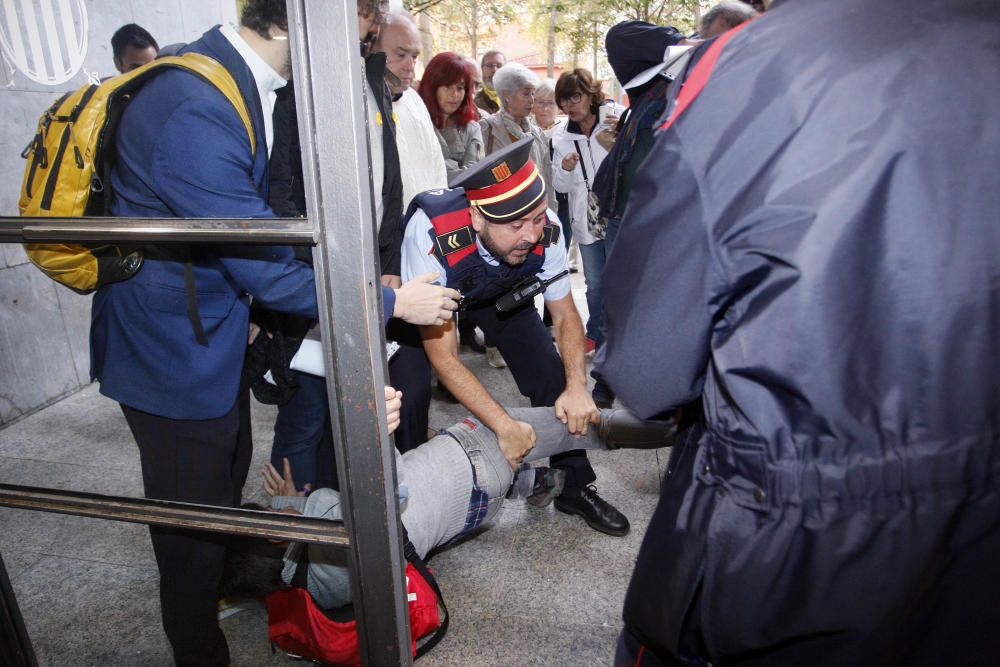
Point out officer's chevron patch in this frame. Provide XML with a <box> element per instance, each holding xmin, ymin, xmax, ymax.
<box><xmin>435</xmin><ymin>225</ymin><xmax>475</xmax><ymax>256</ymax></box>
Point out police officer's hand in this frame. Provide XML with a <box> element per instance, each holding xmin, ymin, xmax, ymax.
<box><xmin>561</xmin><ymin>152</ymin><xmax>580</xmax><ymax>172</ymax></box>
<box><xmin>393</xmin><ymin>272</ymin><xmax>460</xmax><ymax>326</ymax></box>
<box><xmin>497</xmin><ymin>420</ymin><xmax>536</xmax><ymax>470</ymax></box>
<box><xmin>555</xmin><ymin>385</ymin><xmax>599</xmax><ymax>436</ymax></box>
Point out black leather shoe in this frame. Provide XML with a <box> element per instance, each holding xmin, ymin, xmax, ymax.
<box><xmin>554</xmin><ymin>485</ymin><xmax>630</xmax><ymax>537</ymax></box>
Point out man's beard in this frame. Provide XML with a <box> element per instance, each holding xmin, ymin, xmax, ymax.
<box><xmin>478</xmin><ymin>226</ymin><xmax>536</xmax><ymax>266</ymax></box>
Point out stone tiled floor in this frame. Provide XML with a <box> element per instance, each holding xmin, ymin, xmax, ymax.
<box><xmin>0</xmin><ymin>278</ymin><xmax>671</xmax><ymax>665</ymax></box>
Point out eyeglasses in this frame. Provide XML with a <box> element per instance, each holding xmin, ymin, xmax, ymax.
<box><xmin>557</xmin><ymin>93</ymin><xmax>584</xmax><ymax>108</ymax></box>
<box><xmin>535</xmin><ymin>99</ymin><xmax>557</xmax><ymax>108</ymax></box>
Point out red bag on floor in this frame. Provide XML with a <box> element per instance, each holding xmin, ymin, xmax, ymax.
<box><xmin>266</xmin><ymin>533</ymin><xmax>447</xmax><ymax>665</ymax></box>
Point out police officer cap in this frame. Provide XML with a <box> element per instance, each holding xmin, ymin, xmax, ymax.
<box><xmin>450</xmin><ymin>137</ymin><xmax>547</xmax><ymax>224</ymax></box>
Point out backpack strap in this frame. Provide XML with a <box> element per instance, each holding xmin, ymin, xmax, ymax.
<box><xmin>402</xmin><ymin>525</ymin><xmax>449</xmax><ymax>659</ymax></box>
<box><xmin>659</xmin><ymin>21</ymin><xmax>750</xmax><ymax>132</ymax></box>
<box><xmin>143</xmin><ymin>53</ymin><xmax>258</xmax><ymax>346</ymax></box>
<box><xmin>291</xmin><ymin>543</ymin><xmax>310</xmax><ymax>589</ymax></box>
<box><xmin>157</xmin><ymin>53</ymin><xmax>257</xmax><ymax>156</ymax></box>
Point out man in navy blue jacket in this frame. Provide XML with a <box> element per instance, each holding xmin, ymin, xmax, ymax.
<box><xmin>598</xmin><ymin>1</ymin><xmax>1000</xmax><ymax>664</ymax></box>
<box><xmin>90</xmin><ymin>2</ymin><xmax>455</xmax><ymax>664</ymax></box>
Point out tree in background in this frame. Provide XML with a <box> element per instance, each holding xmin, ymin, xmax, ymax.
<box><xmin>407</xmin><ymin>0</ymin><xmax>720</xmax><ymax>84</ymax></box>
<box><xmin>408</xmin><ymin>0</ymin><xmax>516</xmax><ymax>59</ymax></box>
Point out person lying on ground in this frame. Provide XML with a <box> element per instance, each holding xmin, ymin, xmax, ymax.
<box><xmin>221</xmin><ymin>389</ymin><xmax>676</xmax><ymax>610</ymax></box>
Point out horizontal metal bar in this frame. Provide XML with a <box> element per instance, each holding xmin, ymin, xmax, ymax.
<box><xmin>0</xmin><ymin>484</ymin><xmax>348</xmax><ymax>547</ymax></box>
<box><xmin>0</xmin><ymin>217</ymin><xmax>316</xmax><ymax>244</ymax></box>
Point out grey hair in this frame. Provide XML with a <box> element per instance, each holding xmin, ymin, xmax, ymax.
<box><xmin>700</xmin><ymin>1</ymin><xmax>757</xmax><ymax>36</ymax></box>
<box><xmin>382</xmin><ymin>8</ymin><xmax>416</xmax><ymax>27</ymax></box>
<box><xmin>493</xmin><ymin>62</ymin><xmax>540</xmax><ymax>104</ymax></box>
<box><xmin>374</xmin><ymin>9</ymin><xmax>417</xmax><ymax>49</ymax></box>
<box><xmin>535</xmin><ymin>78</ymin><xmax>556</xmax><ymax>99</ymax></box>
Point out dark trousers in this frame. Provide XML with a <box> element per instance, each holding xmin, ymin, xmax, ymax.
<box><xmin>386</xmin><ymin>319</ymin><xmax>433</xmax><ymax>452</ymax></box>
<box><xmin>272</xmin><ymin>370</ymin><xmax>337</xmax><ymax>490</ymax></box>
<box><xmin>120</xmin><ymin>387</ymin><xmax>252</xmax><ymax>667</ymax></box>
<box><xmin>467</xmin><ymin>302</ymin><xmax>596</xmax><ymax>491</ymax></box>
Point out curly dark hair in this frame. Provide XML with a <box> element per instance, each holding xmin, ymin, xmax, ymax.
<box><xmin>240</xmin><ymin>0</ymin><xmax>288</xmax><ymax>39</ymax></box>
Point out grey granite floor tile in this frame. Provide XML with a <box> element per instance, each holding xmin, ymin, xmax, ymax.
<box><xmin>11</xmin><ymin>555</ymin><xmax>172</xmax><ymax>666</ymax></box>
<box><xmin>0</xmin><ymin>455</ymin><xmax>143</xmax><ymax>495</ymax></box>
<box><xmin>419</xmin><ymin>611</ymin><xmax>621</xmax><ymax>667</ymax></box>
<box><xmin>0</xmin><ymin>547</ymin><xmax>45</xmax><ymax>581</ymax></box>
<box><xmin>1</xmin><ymin>507</ymin><xmax>155</xmax><ymax>569</ymax></box>
<box><xmin>0</xmin><ymin>385</ymin><xmax>139</xmax><ymax>472</ymax></box>
<box><xmin>220</xmin><ymin>606</ymin><xmax>290</xmax><ymax>666</ymax></box>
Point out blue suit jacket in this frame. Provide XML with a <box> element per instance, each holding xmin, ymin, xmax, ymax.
<box><xmin>91</xmin><ymin>26</ymin><xmax>328</xmax><ymax>419</ymax></box>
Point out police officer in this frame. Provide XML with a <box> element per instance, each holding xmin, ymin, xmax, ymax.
<box><xmin>401</xmin><ymin>138</ymin><xmax>628</xmax><ymax>536</ymax></box>
<box><xmin>599</xmin><ymin>0</ymin><xmax>1000</xmax><ymax>664</ymax></box>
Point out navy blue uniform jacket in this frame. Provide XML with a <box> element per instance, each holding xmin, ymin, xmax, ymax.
<box><xmin>598</xmin><ymin>0</ymin><xmax>1000</xmax><ymax>663</ymax></box>
<box><xmin>92</xmin><ymin>27</ymin><xmax>323</xmax><ymax>420</ymax></box>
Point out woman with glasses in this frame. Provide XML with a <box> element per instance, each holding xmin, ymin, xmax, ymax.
<box><xmin>418</xmin><ymin>51</ymin><xmax>484</xmax><ymax>183</ymax></box>
<box><xmin>550</xmin><ymin>69</ymin><xmax>623</xmax><ymax>397</ymax></box>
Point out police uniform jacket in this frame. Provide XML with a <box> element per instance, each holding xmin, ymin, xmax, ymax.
<box><xmin>597</xmin><ymin>0</ymin><xmax>1000</xmax><ymax>663</ymax></box>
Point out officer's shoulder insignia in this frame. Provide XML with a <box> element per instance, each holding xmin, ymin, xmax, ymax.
<box><xmin>435</xmin><ymin>225</ymin><xmax>475</xmax><ymax>257</ymax></box>
<box><xmin>540</xmin><ymin>224</ymin><xmax>561</xmax><ymax>247</ymax></box>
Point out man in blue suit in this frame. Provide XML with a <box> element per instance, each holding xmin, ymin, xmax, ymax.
<box><xmin>90</xmin><ymin>2</ymin><xmax>456</xmax><ymax>664</ymax></box>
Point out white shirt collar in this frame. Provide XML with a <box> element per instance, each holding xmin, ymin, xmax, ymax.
<box><xmin>220</xmin><ymin>22</ymin><xmax>286</xmax><ymax>156</ymax></box>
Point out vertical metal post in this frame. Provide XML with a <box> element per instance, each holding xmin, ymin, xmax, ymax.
<box><xmin>0</xmin><ymin>551</ymin><xmax>37</xmax><ymax>667</ymax></box>
<box><xmin>287</xmin><ymin>2</ymin><xmax>412</xmax><ymax>665</ymax></box>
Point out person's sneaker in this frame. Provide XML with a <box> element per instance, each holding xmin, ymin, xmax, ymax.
<box><xmin>584</xmin><ymin>338</ymin><xmax>598</xmax><ymax>357</ymax></box>
<box><xmin>526</xmin><ymin>467</ymin><xmax>566</xmax><ymax>507</ymax></box>
<box><xmin>486</xmin><ymin>346</ymin><xmax>506</xmax><ymax>368</ymax></box>
<box><xmin>217</xmin><ymin>596</ymin><xmax>263</xmax><ymax>621</ymax></box>
<box><xmin>554</xmin><ymin>485</ymin><xmax>630</xmax><ymax>536</ymax></box>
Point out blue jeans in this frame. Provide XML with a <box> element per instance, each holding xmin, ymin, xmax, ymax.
<box><xmin>578</xmin><ymin>239</ymin><xmax>607</xmax><ymax>344</ymax></box>
<box><xmin>592</xmin><ymin>217</ymin><xmax>623</xmax><ymax>403</ymax></box>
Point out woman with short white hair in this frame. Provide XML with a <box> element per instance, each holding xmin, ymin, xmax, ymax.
<box><xmin>532</xmin><ymin>78</ymin><xmax>560</xmax><ymax>135</ymax></box>
<box><xmin>479</xmin><ymin>63</ymin><xmax>554</xmax><ymax>208</ymax></box>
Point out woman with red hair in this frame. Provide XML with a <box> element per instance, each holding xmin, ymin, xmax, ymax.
<box><xmin>419</xmin><ymin>51</ymin><xmax>484</xmax><ymax>182</ymax></box>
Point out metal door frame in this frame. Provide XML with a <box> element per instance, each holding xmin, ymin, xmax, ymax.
<box><xmin>0</xmin><ymin>1</ymin><xmax>411</xmax><ymax>664</ymax></box>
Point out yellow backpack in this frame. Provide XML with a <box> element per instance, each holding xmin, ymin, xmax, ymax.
<box><xmin>19</xmin><ymin>53</ymin><xmax>256</xmax><ymax>294</ymax></box>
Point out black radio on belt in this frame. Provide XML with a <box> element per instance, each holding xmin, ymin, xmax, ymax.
<box><xmin>496</xmin><ymin>270</ymin><xmax>570</xmax><ymax>313</ymax></box>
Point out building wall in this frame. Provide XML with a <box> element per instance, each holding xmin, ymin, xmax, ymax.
<box><xmin>0</xmin><ymin>0</ymin><xmax>237</xmax><ymax>426</ymax></box>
